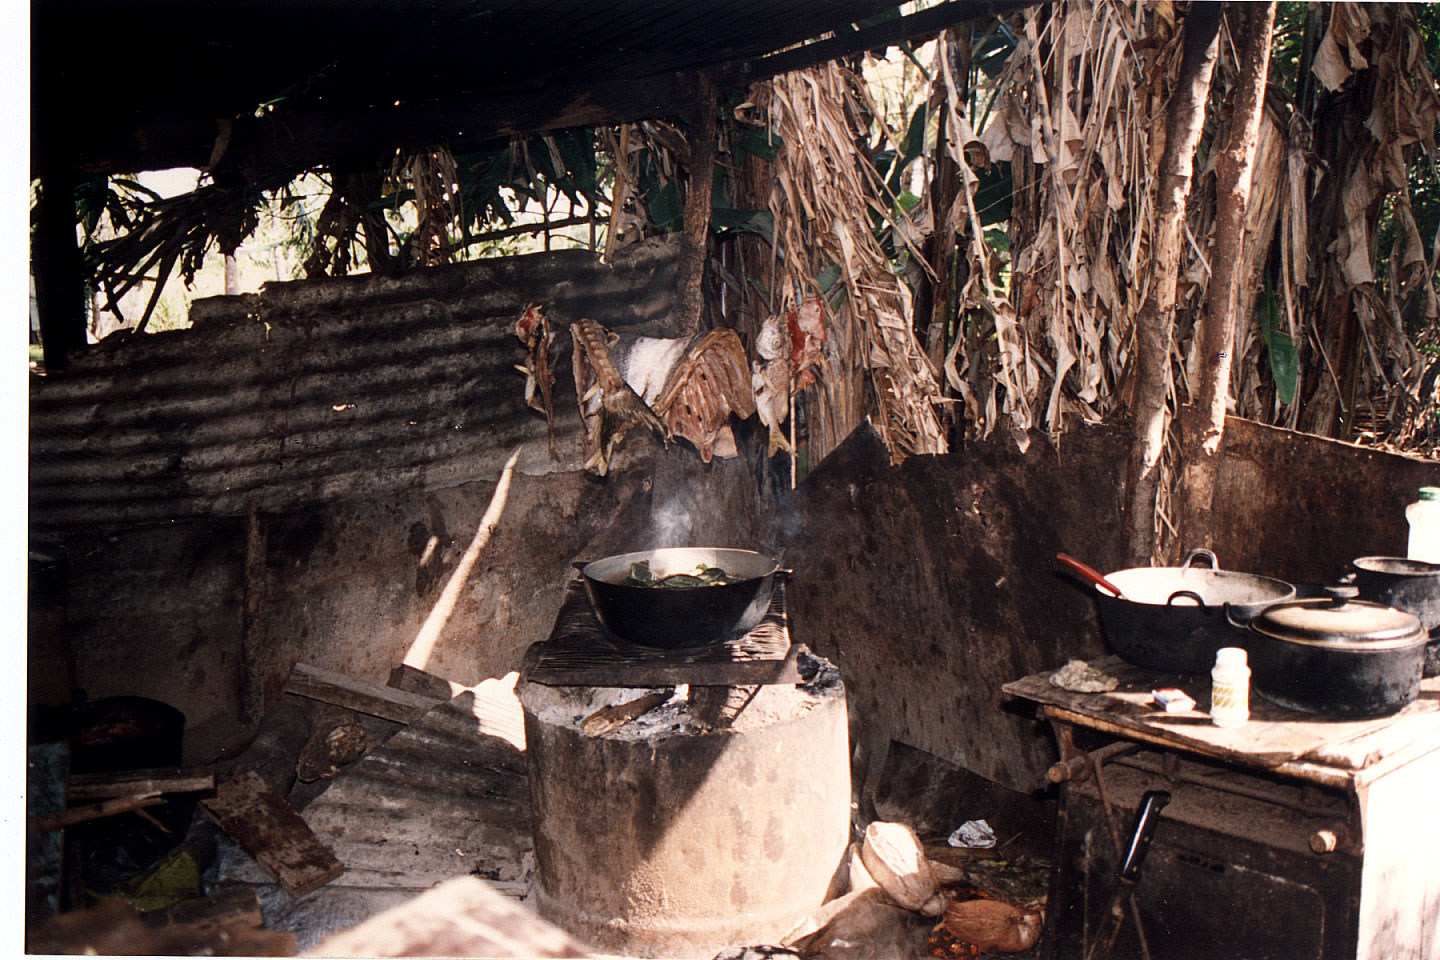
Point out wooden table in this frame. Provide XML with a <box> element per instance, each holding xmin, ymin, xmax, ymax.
<box><xmin>1004</xmin><ymin>656</ymin><xmax>1440</xmax><ymax>960</ymax></box>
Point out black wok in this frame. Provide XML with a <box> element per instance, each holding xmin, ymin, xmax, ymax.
<box><xmin>576</xmin><ymin>547</ymin><xmax>783</xmax><ymax>648</ymax></box>
<box><xmin>1085</xmin><ymin>549</ymin><xmax>1295</xmax><ymax>674</ymax></box>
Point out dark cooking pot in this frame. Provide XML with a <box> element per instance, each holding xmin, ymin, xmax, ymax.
<box><xmin>1350</xmin><ymin>556</ymin><xmax>1440</xmax><ymax>678</ymax></box>
<box><xmin>1090</xmin><ymin>549</ymin><xmax>1295</xmax><ymax>674</ymax></box>
<box><xmin>1239</xmin><ymin>587</ymin><xmax>1427</xmax><ymax>719</ymax></box>
<box><xmin>576</xmin><ymin>547</ymin><xmax>783</xmax><ymax>648</ymax></box>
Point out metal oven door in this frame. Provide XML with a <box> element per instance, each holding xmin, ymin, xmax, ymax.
<box><xmin>1043</xmin><ymin>750</ymin><xmax>1362</xmax><ymax>960</ymax></box>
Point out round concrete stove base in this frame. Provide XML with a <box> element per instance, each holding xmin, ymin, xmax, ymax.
<box><xmin>518</xmin><ymin>657</ymin><xmax>851</xmax><ymax>959</ymax></box>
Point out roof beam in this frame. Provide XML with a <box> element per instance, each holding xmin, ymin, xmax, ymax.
<box><xmin>47</xmin><ymin>0</ymin><xmax>1041</xmax><ymax>180</ymax></box>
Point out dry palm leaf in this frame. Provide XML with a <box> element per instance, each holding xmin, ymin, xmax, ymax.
<box><xmin>651</xmin><ymin>328</ymin><xmax>756</xmax><ymax>462</ymax></box>
<box><xmin>760</xmin><ymin>61</ymin><xmax>948</xmax><ymax>465</ymax></box>
<box><xmin>971</xmin><ymin>1</ymin><xmax>1158</xmax><ymax>441</ymax></box>
<box><xmin>570</xmin><ymin>318</ymin><xmax>669</xmax><ymax>475</ymax></box>
<box><xmin>396</xmin><ymin>146</ymin><xmax>459</xmax><ymax>267</ymax></box>
<box><xmin>1286</xmin><ymin>4</ymin><xmax>1438</xmax><ymax>445</ymax></box>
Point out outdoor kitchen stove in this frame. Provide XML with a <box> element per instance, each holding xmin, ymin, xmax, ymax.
<box><xmin>1005</xmin><ymin>656</ymin><xmax>1440</xmax><ymax>960</ymax></box>
<box><xmin>517</xmin><ymin>576</ymin><xmax>851</xmax><ymax>959</ymax></box>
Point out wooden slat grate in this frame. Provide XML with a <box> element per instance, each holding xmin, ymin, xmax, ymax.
<box><xmin>522</xmin><ymin>578</ymin><xmax>804</xmax><ymax>687</ymax></box>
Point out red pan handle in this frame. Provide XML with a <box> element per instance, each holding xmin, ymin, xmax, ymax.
<box><xmin>1056</xmin><ymin>552</ymin><xmax>1126</xmax><ymax>599</ymax></box>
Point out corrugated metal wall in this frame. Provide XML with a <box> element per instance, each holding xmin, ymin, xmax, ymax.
<box><xmin>30</xmin><ymin>238</ymin><xmax>680</xmax><ymax>532</ymax></box>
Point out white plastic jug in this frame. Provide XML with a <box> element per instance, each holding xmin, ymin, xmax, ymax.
<box><xmin>1407</xmin><ymin>486</ymin><xmax>1440</xmax><ymax>563</ymax></box>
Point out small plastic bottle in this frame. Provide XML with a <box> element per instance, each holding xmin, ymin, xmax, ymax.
<box><xmin>1407</xmin><ymin>486</ymin><xmax>1440</xmax><ymax>563</ymax></box>
<box><xmin>1210</xmin><ymin>647</ymin><xmax>1250</xmax><ymax>729</ymax></box>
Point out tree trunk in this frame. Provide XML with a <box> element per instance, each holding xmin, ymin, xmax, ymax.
<box><xmin>345</xmin><ymin>170</ymin><xmax>396</xmax><ymax>277</ymax></box>
<box><xmin>1123</xmin><ymin>2</ymin><xmax>1222</xmax><ymax>565</ymax></box>
<box><xmin>922</xmin><ymin>30</ymin><xmax>964</xmax><ymax>377</ymax></box>
<box><xmin>1177</xmin><ymin>3</ymin><xmax>1277</xmax><ymax>548</ymax></box>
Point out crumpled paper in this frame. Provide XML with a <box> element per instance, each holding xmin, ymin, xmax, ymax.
<box><xmin>947</xmin><ymin>819</ymin><xmax>997</xmax><ymax>849</ymax></box>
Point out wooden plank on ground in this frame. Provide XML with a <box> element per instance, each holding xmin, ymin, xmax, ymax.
<box><xmin>285</xmin><ymin>662</ymin><xmax>442</xmax><ymax>723</ymax></box>
<box><xmin>390</xmin><ymin>664</ymin><xmax>527</xmax><ymax>750</ymax></box>
<box><xmin>202</xmin><ymin>769</ymin><xmax>345</xmax><ymax>897</ymax></box>
<box><xmin>306</xmin><ymin>875</ymin><xmax>589</xmax><ymax>958</ymax></box>
<box><xmin>222</xmin><ymin>695</ymin><xmax>530</xmax><ymax>892</ymax></box>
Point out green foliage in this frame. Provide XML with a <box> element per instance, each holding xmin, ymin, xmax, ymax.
<box><xmin>1261</xmin><ymin>273</ymin><xmax>1299</xmax><ymax>405</ymax></box>
<box><xmin>734</xmin><ymin>129</ymin><xmax>783</xmax><ymax>162</ymax></box>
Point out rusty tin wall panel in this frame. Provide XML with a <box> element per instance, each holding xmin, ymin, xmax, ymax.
<box><xmin>30</xmin><ymin>239</ymin><xmax>679</xmax><ymax>532</ymax></box>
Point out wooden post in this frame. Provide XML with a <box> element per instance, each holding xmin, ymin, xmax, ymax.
<box><xmin>240</xmin><ymin>502</ymin><xmax>267</xmax><ymax>725</ymax></box>
<box><xmin>32</xmin><ymin>171</ymin><xmax>88</xmax><ymax>369</ymax></box>
<box><xmin>676</xmin><ymin>73</ymin><xmax>719</xmax><ymax>336</ymax></box>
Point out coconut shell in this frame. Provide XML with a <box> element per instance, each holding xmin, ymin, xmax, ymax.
<box><xmin>940</xmin><ymin>898</ymin><xmax>1043</xmax><ymax>954</ymax></box>
<box><xmin>860</xmin><ymin>821</ymin><xmax>941</xmax><ymax>914</ymax></box>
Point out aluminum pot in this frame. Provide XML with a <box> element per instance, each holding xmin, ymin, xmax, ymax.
<box><xmin>1087</xmin><ymin>549</ymin><xmax>1295</xmax><ymax>674</ymax></box>
<box><xmin>1238</xmin><ymin>587</ymin><xmax>1427</xmax><ymax>718</ymax></box>
<box><xmin>576</xmin><ymin>547</ymin><xmax>783</xmax><ymax>648</ymax></box>
<box><xmin>1350</xmin><ymin>556</ymin><xmax>1440</xmax><ymax>677</ymax></box>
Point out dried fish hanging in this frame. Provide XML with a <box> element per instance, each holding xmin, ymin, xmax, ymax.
<box><xmin>650</xmin><ymin>329</ymin><xmax>756</xmax><ymax>462</ymax></box>
<box><xmin>974</xmin><ymin>0</ymin><xmax>1158</xmax><ymax>439</ymax></box>
<box><xmin>760</xmin><ymin>62</ymin><xmax>948</xmax><ymax>466</ymax></box>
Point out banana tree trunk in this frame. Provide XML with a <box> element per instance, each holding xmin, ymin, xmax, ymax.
<box><xmin>1178</xmin><ymin>3</ymin><xmax>1278</xmax><ymax>548</ymax></box>
<box><xmin>1123</xmin><ymin>2</ymin><xmax>1222</xmax><ymax>565</ymax></box>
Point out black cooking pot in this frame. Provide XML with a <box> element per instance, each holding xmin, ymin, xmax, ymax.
<box><xmin>1089</xmin><ymin>549</ymin><xmax>1295</xmax><ymax>674</ymax></box>
<box><xmin>576</xmin><ymin>547</ymin><xmax>783</xmax><ymax>648</ymax></box>
<box><xmin>1350</xmin><ymin>556</ymin><xmax>1440</xmax><ymax>677</ymax></box>
<box><xmin>1239</xmin><ymin>587</ymin><xmax>1428</xmax><ymax>719</ymax></box>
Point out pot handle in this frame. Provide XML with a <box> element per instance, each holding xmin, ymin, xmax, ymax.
<box><xmin>1323</xmin><ymin>583</ymin><xmax>1359</xmax><ymax>605</ymax></box>
<box><xmin>572</xmin><ymin>561</ymin><xmax>591</xmax><ymax>573</ymax></box>
<box><xmin>1166</xmin><ymin>590</ymin><xmax>1207</xmax><ymax>610</ymax></box>
<box><xmin>1182</xmin><ymin>548</ymin><xmax>1219</xmax><ymax>570</ymax></box>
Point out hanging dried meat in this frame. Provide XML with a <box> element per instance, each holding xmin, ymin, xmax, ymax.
<box><xmin>752</xmin><ymin>312</ymin><xmax>793</xmax><ymax>457</ymax></box>
<box><xmin>570</xmin><ymin>318</ymin><xmax>669</xmax><ymax>476</ymax></box>
<box><xmin>750</xmin><ymin>298</ymin><xmax>831</xmax><ymax>457</ymax></box>
<box><xmin>651</xmin><ymin>328</ymin><xmax>757</xmax><ymax>462</ymax></box>
<box><xmin>514</xmin><ymin>303</ymin><xmax>557</xmax><ymax>457</ymax></box>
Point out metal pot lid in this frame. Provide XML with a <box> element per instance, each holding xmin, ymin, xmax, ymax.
<box><xmin>1353</xmin><ymin>556</ymin><xmax>1440</xmax><ymax>578</ymax></box>
<box><xmin>1250</xmin><ymin>596</ymin><xmax>1426</xmax><ymax>650</ymax></box>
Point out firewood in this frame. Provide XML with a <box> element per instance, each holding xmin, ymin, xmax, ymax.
<box><xmin>67</xmin><ymin>768</ymin><xmax>215</xmax><ymax>801</ymax></box>
<box><xmin>28</xmin><ymin>792</ymin><xmax>164</xmax><ymax>832</ymax></box>
<box><xmin>285</xmin><ymin>662</ymin><xmax>441</xmax><ymax>723</ymax></box>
